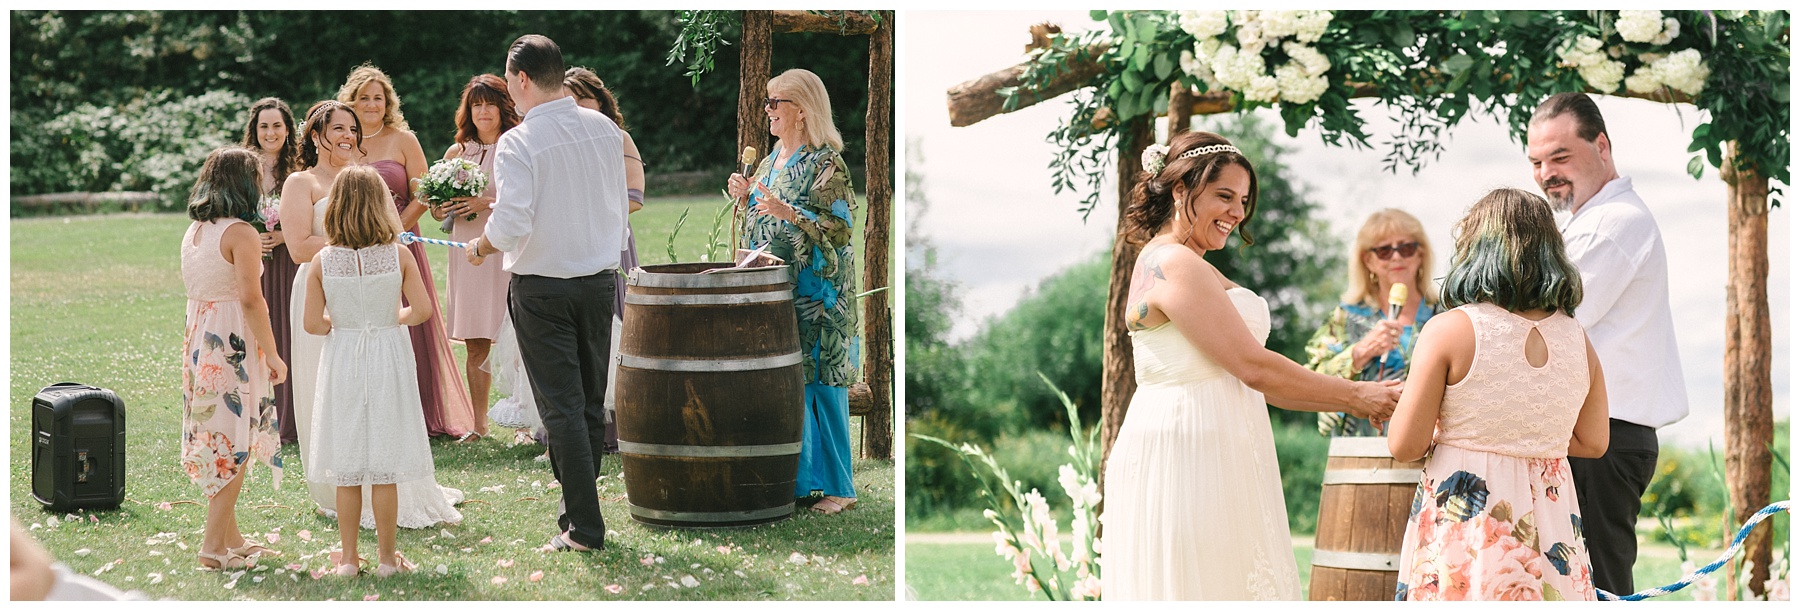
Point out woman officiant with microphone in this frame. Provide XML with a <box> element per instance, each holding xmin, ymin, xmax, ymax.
<box><xmin>1304</xmin><ymin>209</ymin><xmax>1443</xmax><ymax>436</ymax></box>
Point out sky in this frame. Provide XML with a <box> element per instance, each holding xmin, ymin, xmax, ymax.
<box><xmin>903</xmin><ymin>10</ymin><xmax>1791</xmax><ymax>449</ymax></box>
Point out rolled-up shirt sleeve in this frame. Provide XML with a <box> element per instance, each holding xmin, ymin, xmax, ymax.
<box><xmin>484</xmin><ymin>137</ymin><xmax>534</xmax><ymax>252</ymax></box>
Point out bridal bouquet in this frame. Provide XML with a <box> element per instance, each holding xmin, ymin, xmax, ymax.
<box><xmin>250</xmin><ymin>196</ymin><xmax>281</xmax><ymax>259</ymax></box>
<box><xmin>419</xmin><ymin>157</ymin><xmax>488</xmax><ymax>222</ymax></box>
<box><xmin>913</xmin><ymin>374</ymin><xmax>1103</xmax><ymax>601</ymax></box>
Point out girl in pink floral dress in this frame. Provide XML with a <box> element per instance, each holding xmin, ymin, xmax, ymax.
<box><xmin>1388</xmin><ymin>188</ymin><xmax>1611</xmax><ymax>601</ymax></box>
<box><xmin>180</xmin><ymin>147</ymin><xmax>288</xmax><ymax>570</ymax></box>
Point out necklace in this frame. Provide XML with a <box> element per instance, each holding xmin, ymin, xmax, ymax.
<box><xmin>364</xmin><ymin>123</ymin><xmax>385</xmax><ymax>139</ymax></box>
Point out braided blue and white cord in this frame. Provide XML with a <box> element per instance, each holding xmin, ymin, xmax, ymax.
<box><xmin>1598</xmin><ymin>500</ymin><xmax>1791</xmax><ymax>601</ymax></box>
<box><xmin>399</xmin><ymin>232</ymin><xmax>469</xmax><ymax>249</ymax></box>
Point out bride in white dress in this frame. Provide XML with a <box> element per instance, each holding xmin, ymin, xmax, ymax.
<box><xmin>1100</xmin><ymin>132</ymin><xmax>1399</xmax><ymax>600</ymax></box>
<box><xmin>282</xmin><ymin>101</ymin><xmax>462</xmax><ymax>529</ymax></box>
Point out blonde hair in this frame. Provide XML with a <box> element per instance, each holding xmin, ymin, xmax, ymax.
<box><xmin>324</xmin><ymin>166</ymin><xmax>403</xmax><ymax>250</ymax></box>
<box><xmin>336</xmin><ymin>64</ymin><xmax>409</xmax><ymax>131</ymax></box>
<box><xmin>1340</xmin><ymin>208</ymin><xmax>1438</xmax><ymax>309</ymax></box>
<box><xmin>767</xmin><ymin>68</ymin><xmax>843</xmax><ymax>152</ymax></box>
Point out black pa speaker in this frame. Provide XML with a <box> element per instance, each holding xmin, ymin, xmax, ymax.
<box><xmin>31</xmin><ymin>383</ymin><xmax>127</xmax><ymax>512</ymax></box>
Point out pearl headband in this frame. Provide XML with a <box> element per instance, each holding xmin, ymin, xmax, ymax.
<box><xmin>1140</xmin><ymin>143</ymin><xmax>1243</xmax><ymax>175</ymax></box>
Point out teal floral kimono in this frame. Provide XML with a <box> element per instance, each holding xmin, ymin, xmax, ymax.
<box><xmin>739</xmin><ymin>144</ymin><xmax>861</xmax><ymax>387</ymax></box>
<box><xmin>1304</xmin><ymin>299</ymin><xmax>1441</xmax><ymax>437</ymax></box>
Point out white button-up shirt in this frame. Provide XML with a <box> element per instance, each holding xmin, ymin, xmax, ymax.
<box><xmin>1561</xmin><ymin>176</ymin><xmax>1688</xmax><ymax>429</ymax></box>
<box><xmin>485</xmin><ymin>96</ymin><xmax>627</xmax><ymax>278</ymax></box>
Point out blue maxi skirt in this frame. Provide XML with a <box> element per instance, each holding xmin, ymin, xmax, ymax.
<box><xmin>795</xmin><ymin>382</ymin><xmax>855</xmax><ymax>498</ymax></box>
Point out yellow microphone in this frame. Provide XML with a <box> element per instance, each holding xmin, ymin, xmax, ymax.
<box><xmin>1387</xmin><ymin>283</ymin><xmax>1408</xmax><ymax>321</ymax></box>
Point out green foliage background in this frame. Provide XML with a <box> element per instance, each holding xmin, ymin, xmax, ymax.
<box><xmin>11</xmin><ymin>10</ymin><xmax>874</xmax><ymax>207</ymax></box>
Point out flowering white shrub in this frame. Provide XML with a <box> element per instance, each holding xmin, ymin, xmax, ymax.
<box><xmin>1557</xmin><ymin>36</ymin><xmax>1627</xmax><ymax>93</ymax></box>
<box><xmin>1624</xmin><ymin>48</ymin><xmax>1709</xmax><ymax>95</ymax></box>
<box><xmin>1616</xmin><ymin>10</ymin><xmax>1667</xmax><ymax>43</ymax></box>
<box><xmin>1294</xmin><ymin>11</ymin><xmax>1334</xmax><ymax>43</ymax></box>
<box><xmin>1172</xmin><ymin>9</ymin><xmax>1335</xmax><ymax>107</ymax></box>
<box><xmin>1274</xmin><ymin>63</ymin><xmax>1329</xmax><ymax>104</ymax></box>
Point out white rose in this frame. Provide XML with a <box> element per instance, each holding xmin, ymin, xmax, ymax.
<box><xmin>1178</xmin><ymin>10</ymin><xmax>1230</xmax><ymax>40</ymax></box>
<box><xmin>1283</xmin><ymin>42</ymin><xmax>1331</xmax><ymax>76</ymax></box>
<box><xmin>1616</xmin><ymin>10</ymin><xmax>1665</xmax><ymax>43</ymax></box>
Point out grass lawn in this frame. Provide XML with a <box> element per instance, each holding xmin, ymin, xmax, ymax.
<box><xmin>10</xmin><ymin>210</ymin><xmax>894</xmax><ymax>601</ymax></box>
<box><xmin>904</xmin><ymin>536</ymin><xmax>1724</xmax><ymax>601</ymax></box>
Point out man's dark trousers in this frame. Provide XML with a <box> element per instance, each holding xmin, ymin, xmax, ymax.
<box><xmin>510</xmin><ymin>270</ymin><xmax>616</xmax><ymax>550</ymax></box>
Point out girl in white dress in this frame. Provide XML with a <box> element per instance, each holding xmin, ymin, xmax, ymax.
<box><xmin>301</xmin><ymin>165</ymin><xmax>438</xmax><ymax>578</ymax></box>
<box><xmin>1100</xmin><ymin>131</ymin><xmax>1401</xmax><ymax>600</ymax></box>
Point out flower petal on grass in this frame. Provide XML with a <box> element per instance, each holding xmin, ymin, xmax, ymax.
<box><xmin>529</xmin><ymin>570</ymin><xmax>544</xmax><ymax>582</ymax></box>
<box><xmin>639</xmin><ymin>556</ymin><xmax>655</xmax><ymax>566</ymax></box>
<box><xmin>364</xmin><ymin>594</ymin><xmax>379</xmax><ymax>601</ymax></box>
<box><xmin>74</xmin><ymin>548</ymin><xmax>92</xmax><ymax>556</ymax></box>
<box><xmin>156</xmin><ymin>502</ymin><xmax>173</xmax><ymax>511</ymax></box>
<box><xmin>497</xmin><ymin>559</ymin><xmax>515</xmax><ymax>568</ymax></box>
<box><xmin>680</xmin><ymin>575</ymin><xmax>701</xmax><ymax>588</ymax></box>
<box><xmin>787</xmin><ymin>552</ymin><xmax>809</xmax><ymax>565</ymax></box>
<box><xmin>480</xmin><ymin>536</ymin><xmax>493</xmax><ymax>544</ymax></box>
<box><xmin>436</xmin><ymin>564</ymin><xmax>449</xmax><ymax>575</ymax></box>
<box><xmin>265</xmin><ymin>533</ymin><xmax>280</xmax><ymax>544</ymax></box>
<box><xmin>853</xmin><ymin>575</ymin><xmax>870</xmax><ymax>586</ymax></box>
<box><xmin>491</xmin><ymin>575</ymin><xmax>508</xmax><ymax>585</ymax></box>
<box><xmin>298</xmin><ymin>530</ymin><xmax>313</xmax><ymax>542</ymax></box>
<box><xmin>604</xmin><ymin>584</ymin><xmax>623</xmax><ymax>594</ymax></box>
<box><xmin>716</xmin><ymin>545</ymin><xmax>732</xmax><ymax>554</ymax></box>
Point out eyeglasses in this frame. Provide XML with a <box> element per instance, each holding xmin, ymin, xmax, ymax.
<box><xmin>1369</xmin><ymin>241</ymin><xmax>1421</xmax><ymax>260</ymax></box>
<box><xmin>764</xmin><ymin>98</ymin><xmax>794</xmax><ymax>110</ymax></box>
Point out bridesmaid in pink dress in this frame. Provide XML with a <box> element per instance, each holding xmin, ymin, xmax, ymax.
<box><xmin>430</xmin><ymin>74</ymin><xmax>519</xmax><ymax>440</ymax></box>
<box><xmin>337</xmin><ymin>63</ymin><xmax>476</xmax><ymax>438</ymax></box>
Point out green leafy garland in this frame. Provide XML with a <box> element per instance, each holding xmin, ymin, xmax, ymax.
<box><xmin>1014</xmin><ymin>10</ymin><xmax>1789</xmax><ymax>216</ymax></box>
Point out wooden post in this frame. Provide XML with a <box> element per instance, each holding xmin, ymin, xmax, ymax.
<box><xmin>1098</xmin><ymin>114</ymin><xmax>1152</xmax><ymax>489</ymax></box>
<box><xmin>1721</xmin><ymin>141</ymin><xmax>1773</xmax><ymax>598</ymax></box>
<box><xmin>1167</xmin><ymin>83</ymin><xmax>1195</xmax><ymax>141</ymax></box>
<box><xmin>737</xmin><ymin>10</ymin><xmax>773</xmax><ymax>241</ymax></box>
<box><xmin>861</xmin><ymin>11</ymin><xmax>895</xmax><ymax>460</ymax></box>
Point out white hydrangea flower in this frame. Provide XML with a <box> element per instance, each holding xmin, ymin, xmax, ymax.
<box><xmin>1283</xmin><ymin>42</ymin><xmax>1331</xmax><ymax>76</ymax></box>
<box><xmin>1295</xmin><ymin>10</ymin><xmax>1334</xmax><ymax>44</ymax></box>
<box><xmin>1177</xmin><ymin>10</ymin><xmax>1230</xmax><ymax>40</ymax></box>
<box><xmin>1617</xmin><ymin>10</ymin><xmax>1666</xmax><ymax>43</ymax></box>
<box><xmin>1651</xmin><ymin>17</ymin><xmax>1681</xmax><ymax>45</ymax></box>
<box><xmin>1274</xmin><ymin>62</ymin><xmax>1329</xmax><ymax>104</ymax></box>
<box><xmin>1623</xmin><ymin>66</ymin><xmax>1661</xmax><ymax>94</ymax></box>
<box><xmin>1556</xmin><ymin>36</ymin><xmax>1607</xmax><ymax>68</ymax></box>
<box><xmin>1577</xmin><ymin>59</ymin><xmax>1626</xmax><ymax>93</ymax></box>
<box><xmin>1196</xmin><ymin>37</ymin><xmax>1223</xmax><ymax>61</ymax></box>
<box><xmin>1650</xmin><ymin>48</ymin><xmax>1709</xmax><ymax>94</ymax></box>
<box><xmin>1210</xmin><ymin>44</ymin><xmax>1267</xmax><ymax>92</ymax></box>
<box><xmin>1260</xmin><ymin>10</ymin><xmax>1301</xmax><ymax>40</ymax></box>
<box><xmin>1244</xmin><ymin>74</ymin><xmax>1281</xmax><ymax>103</ymax></box>
<box><xmin>1179</xmin><ymin>48</ymin><xmax>1216</xmax><ymax>86</ymax></box>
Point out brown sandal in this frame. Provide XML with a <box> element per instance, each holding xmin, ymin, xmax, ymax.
<box><xmin>197</xmin><ymin>549</ymin><xmax>249</xmax><ymax>570</ymax></box>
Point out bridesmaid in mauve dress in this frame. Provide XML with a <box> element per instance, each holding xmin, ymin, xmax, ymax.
<box><xmin>242</xmin><ymin>97</ymin><xmax>303</xmax><ymax>444</ymax></box>
<box><xmin>338</xmin><ymin>63</ymin><xmax>475</xmax><ymax>437</ymax></box>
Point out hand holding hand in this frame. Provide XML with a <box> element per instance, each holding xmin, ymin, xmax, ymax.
<box><xmin>1348</xmin><ymin>379</ymin><xmax>1401</xmax><ymax>421</ymax></box>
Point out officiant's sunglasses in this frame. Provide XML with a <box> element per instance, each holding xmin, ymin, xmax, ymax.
<box><xmin>764</xmin><ymin>98</ymin><xmax>794</xmax><ymax>109</ymax></box>
<box><xmin>1369</xmin><ymin>241</ymin><xmax>1421</xmax><ymax>260</ymax></box>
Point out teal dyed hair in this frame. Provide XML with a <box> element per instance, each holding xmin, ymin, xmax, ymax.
<box><xmin>186</xmin><ymin>147</ymin><xmax>264</xmax><ymax>223</ymax></box>
<box><xmin>1440</xmin><ymin>188</ymin><xmax>1583</xmax><ymax>314</ymax></box>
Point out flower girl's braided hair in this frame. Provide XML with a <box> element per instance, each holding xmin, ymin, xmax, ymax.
<box><xmin>1123</xmin><ymin>131</ymin><xmax>1259</xmax><ymax>247</ymax></box>
<box><xmin>298</xmin><ymin>100</ymin><xmax>364</xmax><ymax>168</ymax></box>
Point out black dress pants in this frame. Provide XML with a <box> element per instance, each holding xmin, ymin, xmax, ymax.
<box><xmin>1569</xmin><ymin>419</ymin><xmax>1659</xmax><ymax>596</ymax></box>
<box><xmin>509</xmin><ymin>271</ymin><xmax>616</xmax><ymax>549</ymax></box>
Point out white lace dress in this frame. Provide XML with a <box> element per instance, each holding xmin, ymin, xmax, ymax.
<box><xmin>1100</xmin><ymin>287</ymin><xmax>1302</xmax><ymax>600</ymax></box>
<box><xmin>303</xmin><ymin>244</ymin><xmax>463</xmax><ymax>529</ymax></box>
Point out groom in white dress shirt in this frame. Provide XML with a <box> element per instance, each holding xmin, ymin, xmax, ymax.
<box><xmin>467</xmin><ymin>33</ymin><xmax>628</xmax><ymax>553</ymax></box>
<box><xmin>1526</xmin><ymin>92</ymin><xmax>1688</xmax><ymax>595</ymax></box>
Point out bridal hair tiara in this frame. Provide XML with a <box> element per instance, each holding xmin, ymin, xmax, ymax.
<box><xmin>1140</xmin><ymin>143</ymin><xmax>1242</xmax><ymax>175</ymax></box>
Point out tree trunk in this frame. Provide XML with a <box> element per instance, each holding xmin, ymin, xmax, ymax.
<box><xmin>1168</xmin><ymin>83</ymin><xmax>1196</xmax><ymax>141</ymax></box>
<box><xmin>860</xmin><ymin>11</ymin><xmax>895</xmax><ymax>461</ymax></box>
<box><xmin>1721</xmin><ymin>141</ymin><xmax>1773</xmax><ymax>598</ymax></box>
<box><xmin>737</xmin><ymin>10</ymin><xmax>773</xmax><ymax>186</ymax></box>
<box><xmin>772</xmin><ymin>10</ymin><xmax>879</xmax><ymax>35</ymax></box>
<box><xmin>1098</xmin><ymin>115</ymin><xmax>1152</xmax><ymax>492</ymax></box>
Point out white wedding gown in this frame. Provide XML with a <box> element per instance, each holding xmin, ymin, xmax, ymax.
<box><xmin>290</xmin><ymin>198</ymin><xmax>463</xmax><ymax>529</ymax></box>
<box><xmin>1099</xmin><ymin>287</ymin><xmax>1302</xmax><ymax>600</ymax></box>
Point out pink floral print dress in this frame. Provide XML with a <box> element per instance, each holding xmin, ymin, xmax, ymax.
<box><xmin>1396</xmin><ymin>303</ymin><xmax>1596</xmax><ymax>601</ymax></box>
<box><xmin>180</xmin><ymin>218</ymin><xmax>283</xmax><ymax>498</ymax></box>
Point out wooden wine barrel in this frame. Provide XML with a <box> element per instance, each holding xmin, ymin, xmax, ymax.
<box><xmin>616</xmin><ymin>262</ymin><xmax>804</xmax><ymax>528</ymax></box>
<box><xmin>1308</xmin><ymin>436</ymin><xmax>1425</xmax><ymax>601</ymax></box>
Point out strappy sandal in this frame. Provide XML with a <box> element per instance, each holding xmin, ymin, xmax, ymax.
<box><xmin>456</xmin><ymin>430</ymin><xmax>486</xmax><ymax>443</ymax></box>
<box><xmin>229</xmin><ymin>538</ymin><xmax>280</xmax><ymax>560</ymax></box>
<box><xmin>540</xmin><ymin>532</ymin><xmax>598</xmax><ymax>553</ymax></box>
<box><xmin>374</xmin><ymin>552</ymin><xmax>417</xmax><ymax>578</ymax></box>
<box><xmin>329</xmin><ymin>550</ymin><xmax>365</xmax><ymax>577</ymax></box>
<box><xmin>809</xmin><ymin>496</ymin><xmax>858</xmax><ymax>515</ymax></box>
<box><xmin>197</xmin><ymin>549</ymin><xmax>249</xmax><ymax>571</ymax></box>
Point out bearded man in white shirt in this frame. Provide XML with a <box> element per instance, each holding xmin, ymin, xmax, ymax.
<box><xmin>1525</xmin><ymin>92</ymin><xmax>1688</xmax><ymax>595</ymax></box>
<box><xmin>468</xmin><ymin>33</ymin><xmax>628</xmax><ymax>553</ymax></box>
